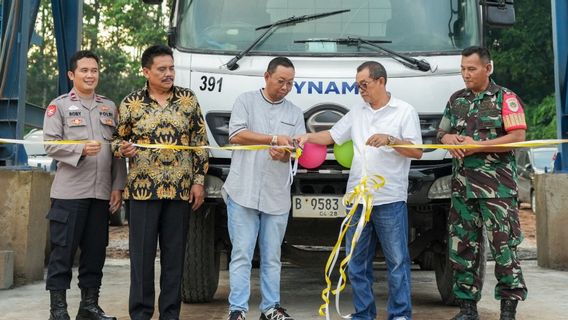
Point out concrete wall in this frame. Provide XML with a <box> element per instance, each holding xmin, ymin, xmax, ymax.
<box><xmin>535</xmin><ymin>173</ymin><xmax>568</xmax><ymax>270</ymax></box>
<box><xmin>0</xmin><ymin>170</ymin><xmax>53</xmax><ymax>285</ymax></box>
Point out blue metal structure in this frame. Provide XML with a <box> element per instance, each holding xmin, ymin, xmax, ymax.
<box><xmin>0</xmin><ymin>0</ymin><xmax>39</xmax><ymax>165</ymax></box>
<box><xmin>51</xmin><ymin>0</ymin><xmax>83</xmax><ymax>95</ymax></box>
<box><xmin>0</xmin><ymin>0</ymin><xmax>81</xmax><ymax>166</ymax></box>
<box><xmin>552</xmin><ymin>0</ymin><xmax>568</xmax><ymax>172</ymax></box>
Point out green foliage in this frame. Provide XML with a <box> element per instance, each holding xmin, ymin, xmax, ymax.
<box><xmin>82</xmin><ymin>0</ymin><xmax>168</xmax><ymax>104</ymax></box>
<box><xmin>27</xmin><ymin>2</ymin><xmax>59</xmax><ymax>107</ymax></box>
<box><xmin>526</xmin><ymin>94</ymin><xmax>557</xmax><ymax>140</ymax></box>
<box><xmin>27</xmin><ymin>0</ymin><xmax>169</xmax><ymax>107</ymax></box>
<box><xmin>488</xmin><ymin>0</ymin><xmax>554</xmax><ymax>105</ymax></box>
<box><xmin>487</xmin><ymin>0</ymin><xmax>556</xmax><ymax>140</ymax></box>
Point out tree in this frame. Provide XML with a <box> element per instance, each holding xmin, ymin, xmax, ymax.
<box><xmin>488</xmin><ymin>0</ymin><xmax>556</xmax><ymax>138</ymax></box>
<box><xmin>488</xmin><ymin>0</ymin><xmax>555</xmax><ymax>105</ymax></box>
<box><xmin>27</xmin><ymin>1</ymin><xmax>59</xmax><ymax>108</ymax></box>
<box><xmin>27</xmin><ymin>0</ymin><xmax>169</xmax><ymax>108</ymax></box>
<box><xmin>82</xmin><ymin>0</ymin><xmax>168</xmax><ymax>104</ymax></box>
<box><xmin>526</xmin><ymin>94</ymin><xmax>557</xmax><ymax>140</ymax></box>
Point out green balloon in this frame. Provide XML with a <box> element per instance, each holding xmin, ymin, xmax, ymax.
<box><xmin>333</xmin><ymin>140</ymin><xmax>354</xmax><ymax>168</ymax></box>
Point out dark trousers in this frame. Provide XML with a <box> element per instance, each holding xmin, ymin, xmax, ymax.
<box><xmin>46</xmin><ymin>198</ymin><xmax>109</xmax><ymax>290</ymax></box>
<box><xmin>128</xmin><ymin>200</ymin><xmax>190</xmax><ymax>320</ymax></box>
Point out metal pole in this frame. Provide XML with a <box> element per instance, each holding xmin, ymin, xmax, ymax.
<box><xmin>51</xmin><ymin>0</ymin><xmax>83</xmax><ymax>95</ymax></box>
<box><xmin>552</xmin><ymin>0</ymin><xmax>568</xmax><ymax>171</ymax></box>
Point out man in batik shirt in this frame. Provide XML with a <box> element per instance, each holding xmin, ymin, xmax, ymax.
<box><xmin>113</xmin><ymin>44</ymin><xmax>208</xmax><ymax>320</ymax></box>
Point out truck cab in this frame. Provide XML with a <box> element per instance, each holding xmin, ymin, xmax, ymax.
<box><xmin>144</xmin><ymin>0</ymin><xmax>516</xmax><ymax>305</ymax></box>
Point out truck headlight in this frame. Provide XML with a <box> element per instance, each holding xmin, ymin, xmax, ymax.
<box><xmin>420</xmin><ymin>115</ymin><xmax>441</xmax><ymax>152</ymax></box>
<box><xmin>428</xmin><ymin>175</ymin><xmax>452</xmax><ymax>199</ymax></box>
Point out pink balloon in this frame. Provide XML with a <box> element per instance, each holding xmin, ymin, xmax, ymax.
<box><xmin>298</xmin><ymin>143</ymin><xmax>327</xmax><ymax>169</ymax></box>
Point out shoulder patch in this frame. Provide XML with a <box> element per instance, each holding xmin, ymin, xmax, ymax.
<box><xmin>504</xmin><ymin>95</ymin><xmax>520</xmax><ymax>113</ymax></box>
<box><xmin>46</xmin><ymin>105</ymin><xmax>57</xmax><ymax>117</ymax></box>
<box><xmin>502</xmin><ymin>92</ymin><xmax>527</xmax><ymax>131</ymax></box>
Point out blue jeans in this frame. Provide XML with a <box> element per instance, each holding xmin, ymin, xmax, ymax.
<box><xmin>346</xmin><ymin>201</ymin><xmax>412</xmax><ymax>320</ymax></box>
<box><xmin>227</xmin><ymin>196</ymin><xmax>289</xmax><ymax>313</ymax></box>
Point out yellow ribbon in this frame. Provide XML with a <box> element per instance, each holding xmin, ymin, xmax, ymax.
<box><xmin>0</xmin><ymin>138</ymin><xmax>302</xmax><ymax>154</ymax></box>
<box><xmin>319</xmin><ymin>174</ymin><xmax>385</xmax><ymax>319</ymax></box>
<box><xmin>391</xmin><ymin>139</ymin><xmax>568</xmax><ymax>149</ymax></box>
<box><xmin>4</xmin><ymin>138</ymin><xmax>568</xmax><ymax>150</ymax></box>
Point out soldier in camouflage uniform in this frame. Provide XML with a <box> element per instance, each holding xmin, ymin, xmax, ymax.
<box><xmin>437</xmin><ymin>46</ymin><xmax>528</xmax><ymax>320</ymax></box>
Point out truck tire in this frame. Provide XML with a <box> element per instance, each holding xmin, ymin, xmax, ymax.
<box><xmin>181</xmin><ymin>203</ymin><xmax>220</xmax><ymax>303</ymax></box>
<box><xmin>416</xmin><ymin>250</ymin><xmax>434</xmax><ymax>270</ymax></box>
<box><xmin>434</xmin><ymin>234</ymin><xmax>486</xmax><ymax>306</ymax></box>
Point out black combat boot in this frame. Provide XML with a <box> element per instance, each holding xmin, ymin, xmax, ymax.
<box><xmin>500</xmin><ymin>299</ymin><xmax>518</xmax><ymax>320</ymax></box>
<box><xmin>75</xmin><ymin>288</ymin><xmax>116</xmax><ymax>320</ymax></box>
<box><xmin>451</xmin><ymin>299</ymin><xmax>479</xmax><ymax>320</ymax></box>
<box><xmin>49</xmin><ymin>290</ymin><xmax>70</xmax><ymax>320</ymax></box>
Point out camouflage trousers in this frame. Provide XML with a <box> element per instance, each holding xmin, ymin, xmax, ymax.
<box><xmin>448</xmin><ymin>196</ymin><xmax>528</xmax><ymax>301</ymax></box>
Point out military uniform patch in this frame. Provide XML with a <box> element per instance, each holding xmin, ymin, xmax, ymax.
<box><xmin>505</xmin><ymin>97</ymin><xmax>520</xmax><ymax>112</ymax></box>
<box><xmin>502</xmin><ymin>92</ymin><xmax>527</xmax><ymax>132</ymax></box>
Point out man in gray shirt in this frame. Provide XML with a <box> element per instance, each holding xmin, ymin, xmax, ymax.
<box><xmin>43</xmin><ymin>50</ymin><xmax>126</xmax><ymax>320</ymax></box>
<box><xmin>223</xmin><ymin>57</ymin><xmax>305</xmax><ymax>320</ymax></box>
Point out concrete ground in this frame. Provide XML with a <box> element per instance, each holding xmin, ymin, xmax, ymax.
<box><xmin>0</xmin><ymin>258</ymin><xmax>567</xmax><ymax>320</ymax></box>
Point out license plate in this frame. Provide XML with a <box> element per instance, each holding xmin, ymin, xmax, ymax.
<box><xmin>292</xmin><ymin>195</ymin><xmax>346</xmax><ymax>218</ymax></box>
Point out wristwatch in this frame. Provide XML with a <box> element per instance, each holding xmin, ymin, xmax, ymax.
<box><xmin>387</xmin><ymin>135</ymin><xmax>396</xmax><ymax>146</ymax></box>
<box><xmin>270</xmin><ymin>135</ymin><xmax>278</xmax><ymax>146</ymax></box>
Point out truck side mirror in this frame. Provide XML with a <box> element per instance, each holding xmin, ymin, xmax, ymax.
<box><xmin>483</xmin><ymin>0</ymin><xmax>516</xmax><ymax>28</ymax></box>
<box><xmin>168</xmin><ymin>27</ymin><xmax>177</xmax><ymax>48</ymax></box>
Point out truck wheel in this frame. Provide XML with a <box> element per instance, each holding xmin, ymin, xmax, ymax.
<box><xmin>416</xmin><ymin>250</ymin><xmax>434</xmax><ymax>270</ymax></box>
<box><xmin>182</xmin><ymin>203</ymin><xmax>220</xmax><ymax>303</ymax></box>
<box><xmin>434</xmin><ymin>235</ymin><xmax>487</xmax><ymax>306</ymax></box>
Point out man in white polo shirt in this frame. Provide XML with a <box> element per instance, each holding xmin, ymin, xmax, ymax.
<box><xmin>297</xmin><ymin>61</ymin><xmax>422</xmax><ymax>320</ymax></box>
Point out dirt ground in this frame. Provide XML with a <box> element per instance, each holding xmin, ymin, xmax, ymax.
<box><xmin>518</xmin><ymin>203</ymin><xmax>536</xmax><ymax>245</ymax></box>
<box><xmin>107</xmin><ymin>225</ymin><xmax>130</xmax><ymax>259</ymax></box>
<box><xmin>107</xmin><ymin>204</ymin><xmax>538</xmax><ymax>259</ymax></box>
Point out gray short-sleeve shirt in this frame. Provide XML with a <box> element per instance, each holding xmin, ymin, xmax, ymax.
<box><xmin>223</xmin><ymin>90</ymin><xmax>306</xmax><ymax>214</ymax></box>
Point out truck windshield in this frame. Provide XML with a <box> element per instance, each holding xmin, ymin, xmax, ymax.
<box><xmin>176</xmin><ymin>0</ymin><xmax>480</xmax><ymax>55</ymax></box>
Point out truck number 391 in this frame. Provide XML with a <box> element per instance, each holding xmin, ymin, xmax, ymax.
<box><xmin>199</xmin><ymin>76</ymin><xmax>223</xmax><ymax>92</ymax></box>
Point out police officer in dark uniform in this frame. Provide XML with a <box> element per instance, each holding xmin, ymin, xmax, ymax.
<box><xmin>43</xmin><ymin>50</ymin><xmax>126</xmax><ymax>320</ymax></box>
<box><xmin>438</xmin><ymin>46</ymin><xmax>528</xmax><ymax>320</ymax></box>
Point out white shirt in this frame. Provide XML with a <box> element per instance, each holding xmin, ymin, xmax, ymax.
<box><xmin>329</xmin><ymin>95</ymin><xmax>422</xmax><ymax>206</ymax></box>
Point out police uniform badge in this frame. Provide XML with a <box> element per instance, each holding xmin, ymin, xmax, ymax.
<box><xmin>67</xmin><ymin>117</ymin><xmax>86</xmax><ymax>127</ymax></box>
<box><xmin>46</xmin><ymin>105</ymin><xmax>57</xmax><ymax>117</ymax></box>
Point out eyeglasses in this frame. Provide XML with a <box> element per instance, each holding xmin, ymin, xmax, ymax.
<box><xmin>276</xmin><ymin>79</ymin><xmax>294</xmax><ymax>88</ymax></box>
<box><xmin>355</xmin><ymin>78</ymin><xmax>378</xmax><ymax>90</ymax></box>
